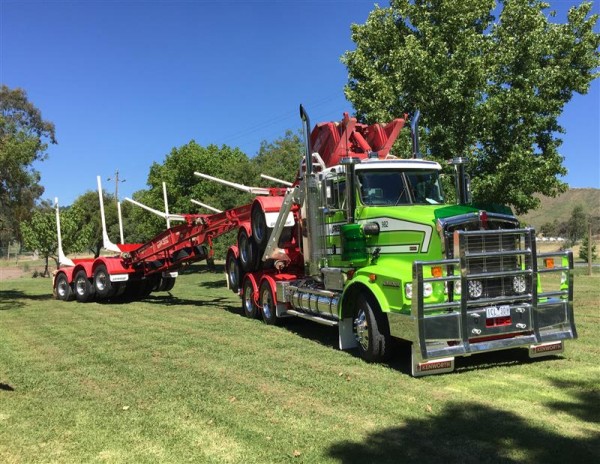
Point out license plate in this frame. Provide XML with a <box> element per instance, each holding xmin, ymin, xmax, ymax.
<box><xmin>486</xmin><ymin>305</ymin><xmax>510</xmax><ymax>318</ymax></box>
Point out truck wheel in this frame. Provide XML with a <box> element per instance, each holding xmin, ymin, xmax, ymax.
<box><xmin>242</xmin><ymin>278</ymin><xmax>259</xmax><ymax>318</ymax></box>
<box><xmin>259</xmin><ymin>280</ymin><xmax>279</xmax><ymax>325</ymax></box>
<box><xmin>94</xmin><ymin>264</ymin><xmax>115</xmax><ymax>299</ymax></box>
<box><xmin>55</xmin><ymin>273</ymin><xmax>74</xmax><ymax>301</ymax></box>
<box><xmin>74</xmin><ymin>270</ymin><xmax>95</xmax><ymax>303</ymax></box>
<box><xmin>238</xmin><ymin>228</ymin><xmax>257</xmax><ymax>272</ymax></box>
<box><xmin>226</xmin><ymin>251</ymin><xmax>240</xmax><ymax>292</ymax></box>
<box><xmin>353</xmin><ymin>293</ymin><xmax>390</xmax><ymax>362</ymax></box>
<box><xmin>251</xmin><ymin>202</ymin><xmax>271</xmax><ymax>249</ymax></box>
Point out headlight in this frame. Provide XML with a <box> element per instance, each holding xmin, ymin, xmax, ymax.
<box><xmin>454</xmin><ymin>280</ymin><xmax>462</xmax><ymax>295</ymax></box>
<box><xmin>513</xmin><ymin>275</ymin><xmax>527</xmax><ymax>294</ymax></box>
<box><xmin>468</xmin><ymin>280</ymin><xmax>483</xmax><ymax>299</ymax></box>
<box><xmin>423</xmin><ymin>283</ymin><xmax>433</xmax><ymax>297</ymax></box>
<box><xmin>405</xmin><ymin>283</ymin><xmax>412</xmax><ymax>299</ymax></box>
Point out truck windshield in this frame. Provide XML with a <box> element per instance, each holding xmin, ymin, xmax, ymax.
<box><xmin>357</xmin><ymin>170</ymin><xmax>444</xmax><ymax>206</ymax></box>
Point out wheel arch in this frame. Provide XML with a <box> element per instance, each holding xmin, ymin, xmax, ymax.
<box><xmin>341</xmin><ymin>279</ymin><xmax>389</xmax><ymax>320</ymax></box>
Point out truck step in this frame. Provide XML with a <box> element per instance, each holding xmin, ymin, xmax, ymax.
<box><xmin>285</xmin><ymin>309</ymin><xmax>338</xmax><ymax>327</ymax></box>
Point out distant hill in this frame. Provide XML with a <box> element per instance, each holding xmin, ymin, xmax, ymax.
<box><xmin>518</xmin><ymin>188</ymin><xmax>600</xmax><ymax>230</ymax></box>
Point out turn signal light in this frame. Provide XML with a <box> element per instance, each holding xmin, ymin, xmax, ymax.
<box><xmin>431</xmin><ymin>266</ymin><xmax>443</xmax><ymax>278</ymax></box>
<box><xmin>369</xmin><ymin>273</ymin><xmax>377</xmax><ymax>282</ymax></box>
<box><xmin>544</xmin><ymin>258</ymin><xmax>555</xmax><ymax>269</ymax></box>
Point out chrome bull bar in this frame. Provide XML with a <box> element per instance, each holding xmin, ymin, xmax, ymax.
<box><xmin>391</xmin><ymin>229</ymin><xmax>577</xmax><ymax>372</ymax></box>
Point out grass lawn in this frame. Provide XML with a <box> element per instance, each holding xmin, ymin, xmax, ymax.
<box><xmin>1</xmin><ymin>265</ymin><xmax>598</xmax><ymax>463</ymax></box>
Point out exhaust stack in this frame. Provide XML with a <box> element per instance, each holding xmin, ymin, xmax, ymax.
<box><xmin>411</xmin><ymin>110</ymin><xmax>421</xmax><ymax>159</ymax></box>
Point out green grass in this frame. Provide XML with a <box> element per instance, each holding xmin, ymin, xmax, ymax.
<box><xmin>1</xmin><ymin>265</ymin><xmax>599</xmax><ymax>463</ymax></box>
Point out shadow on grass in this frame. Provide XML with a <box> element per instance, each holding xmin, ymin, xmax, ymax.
<box><xmin>327</xmin><ymin>402</ymin><xmax>600</xmax><ymax>464</ymax></box>
<box><xmin>141</xmin><ymin>293</ymin><xmax>240</xmax><ymax>313</ymax></box>
<box><xmin>0</xmin><ymin>289</ymin><xmax>54</xmax><ymax>310</ymax></box>
<box><xmin>547</xmin><ymin>378</ymin><xmax>600</xmax><ymax>425</ymax></box>
<box><xmin>279</xmin><ymin>318</ymin><xmax>563</xmax><ymax>376</ymax></box>
<box><xmin>0</xmin><ymin>383</ymin><xmax>15</xmax><ymax>391</ymax></box>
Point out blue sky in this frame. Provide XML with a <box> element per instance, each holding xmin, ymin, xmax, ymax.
<box><xmin>2</xmin><ymin>0</ymin><xmax>599</xmax><ymax>206</ymax></box>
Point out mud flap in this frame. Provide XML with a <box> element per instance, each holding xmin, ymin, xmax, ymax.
<box><xmin>339</xmin><ymin>317</ymin><xmax>358</xmax><ymax>350</ymax></box>
<box><xmin>412</xmin><ymin>346</ymin><xmax>455</xmax><ymax>377</ymax></box>
<box><xmin>528</xmin><ymin>341</ymin><xmax>564</xmax><ymax>358</ymax></box>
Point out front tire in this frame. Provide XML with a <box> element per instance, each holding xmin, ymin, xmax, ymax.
<box><xmin>353</xmin><ymin>293</ymin><xmax>391</xmax><ymax>362</ymax></box>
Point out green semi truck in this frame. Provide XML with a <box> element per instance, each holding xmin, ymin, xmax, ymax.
<box><xmin>208</xmin><ymin>107</ymin><xmax>577</xmax><ymax>376</ymax></box>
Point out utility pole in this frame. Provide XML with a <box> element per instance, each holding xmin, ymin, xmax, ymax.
<box><xmin>588</xmin><ymin>221</ymin><xmax>593</xmax><ymax>276</ymax></box>
<box><xmin>107</xmin><ymin>169</ymin><xmax>126</xmax><ymax>206</ymax></box>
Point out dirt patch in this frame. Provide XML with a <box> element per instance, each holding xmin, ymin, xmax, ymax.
<box><xmin>0</xmin><ymin>268</ymin><xmax>27</xmax><ymax>281</ymax></box>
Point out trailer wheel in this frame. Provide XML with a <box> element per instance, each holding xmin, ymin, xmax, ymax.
<box><xmin>94</xmin><ymin>264</ymin><xmax>115</xmax><ymax>299</ymax></box>
<box><xmin>259</xmin><ymin>280</ymin><xmax>279</xmax><ymax>325</ymax></box>
<box><xmin>238</xmin><ymin>228</ymin><xmax>257</xmax><ymax>272</ymax></box>
<box><xmin>161</xmin><ymin>277</ymin><xmax>176</xmax><ymax>292</ymax></box>
<box><xmin>242</xmin><ymin>278</ymin><xmax>259</xmax><ymax>319</ymax></box>
<box><xmin>353</xmin><ymin>293</ymin><xmax>390</xmax><ymax>362</ymax></box>
<box><xmin>226</xmin><ymin>251</ymin><xmax>240</xmax><ymax>292</ymax></box>
<box><xmin>74</xmin><ymin>270</ymin><xmax>94</xmax><ymax>303</ymax></box>
<box><xmin>55</xmin><ymin>273</ymin><xmax>74</xmax><ymax>301</ymax></box>
<box><xmin>251</xmin><ymin>202</ymin><xmax>271</xmax><ymax>249</ymax></box>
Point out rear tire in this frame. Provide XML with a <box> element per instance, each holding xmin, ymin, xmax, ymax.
<box><xmin>93</xmin><ymin>264</ymin><xmax>115</xmax><ymax>299</ymax></box>
<box><xmin>251</xmin><ymin>202</ymin><xmax>271</xmax><ymax>249</ymax></box>
<box><xmin>226</xmin><ymin>251</ymin><xmax>241</xmax><ymax>292</ymax></box>
<box><xmin>242</xmin><ymin>278</ymin><xmax>259</xmax><ymax>318</ymax></box>
<box><xmin>353</xmin><ymin>293</ymin><xmax>390</xmax><ymax>362</ymax></box>
<box><xmin>238</xmin><ymin>228</ymin><xmax>258</xmax><ymax>272</ymax></box>
<box><xmin>259</xmin><ymin>280</ymin><xmax>279</xmax><ymax>325</ymax></box>
<box><xmin>55</xmin><ymin>273</ymin><xmax>74</xmax><ymax>301</ymax></box>
<box><xmin>73</xmin><ymin>270</ymin><xmax>94</xmax><ymax>303</ymax></box>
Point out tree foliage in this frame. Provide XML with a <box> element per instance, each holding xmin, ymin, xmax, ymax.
<box><xmin>579</xmin><ymin>233</ymin><xmax>597</xmax><ymax>262</ymax></box>
<box><xmin>20</xmin><ymin>201</ymin><xmax>93</xmax><ymax>276</ymax></box>
<box><xmin>342</xmin><ymin>0</ymin><xmax>600</xmax><ymax>214</ymax></box>
<box><xmin>69</xmin><ymin>190</ymin><xmax>120</xmax><ymax>258</ymax></box>
<box><xmin>0</xmin><ymin>85</ymin><xmax>56</xmax><ymax>247</ymax></box>
<box><xmin>253</xmin><ymin>130</ymin><xmax>304</xmax><ymax>186</ymax></box>
<box><xmin>566</xmin><ymin>204</ymin><xmax>588</xmax><ymax>246</ymax></box>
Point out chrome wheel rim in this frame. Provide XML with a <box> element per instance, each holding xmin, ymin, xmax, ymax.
<box><xmin>354</xmin><ymin>309</ymin><xmax>369</xmax><ymax>351</ymax></box>
<box><xmin>96</xmin><ymin>273</ymin><xmax>107</xmax><ymax>292</ymax></box>
<box><xmin>262</xmin><ymin>288</ymin><xmax>273</xmax><ymax>319</ymax></box>
<box><xmin>243</xmin><ymin>282</ymin><xmax>254</xmax><ymax>314</ymax></box>
<box><xmin>75</xmin><ymin>277</ymin><xmax>86</xmax><ymax>296</ymax></box>
<box><xmin>57</xmin><ymin>279</ymin><xmax>68</xmax><ymax>297</ymax></box>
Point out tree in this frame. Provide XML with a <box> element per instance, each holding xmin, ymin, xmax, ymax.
<box><xmin>129</xmin><ymin>141</ymin><xmax>254</xmax><ymax>259</ymax></box>
<box><xmin>20</xmin><ymin>201</ymin><xmax>92</xmax><ymax>276</ymax></box>
<box><xmin>253</xmin><ymin>130</ymin><xmax>304</xmax><ymax>186</ymax></box>
<box><xmin>342</xmin><ymin>0</ymin><xmax>600</xmax><ymax>214</ymax></box>
<box><xmin>566</xmin><ymin>204</ymin><xmax>588</xmax><ymax>246</ymax></box>
<box><xmin>579</xmin><ymin>232</ymin><xmax>597</xmax><ymax>262</ymax></box>
<box><xmin>69</xmin><ymin>190</ymin><xmax>120</xmax><ymax>258</ymax></box>
<box><xmin>1</xmin><ymin>85</ymin><xmax>56</xmax><ymax>248</ymax></box>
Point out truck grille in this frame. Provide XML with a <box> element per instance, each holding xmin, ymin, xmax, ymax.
<box><xmin>448</xmin><ymin>229</ymin><xmax>535</xmax><ymax>302</ymax></box>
